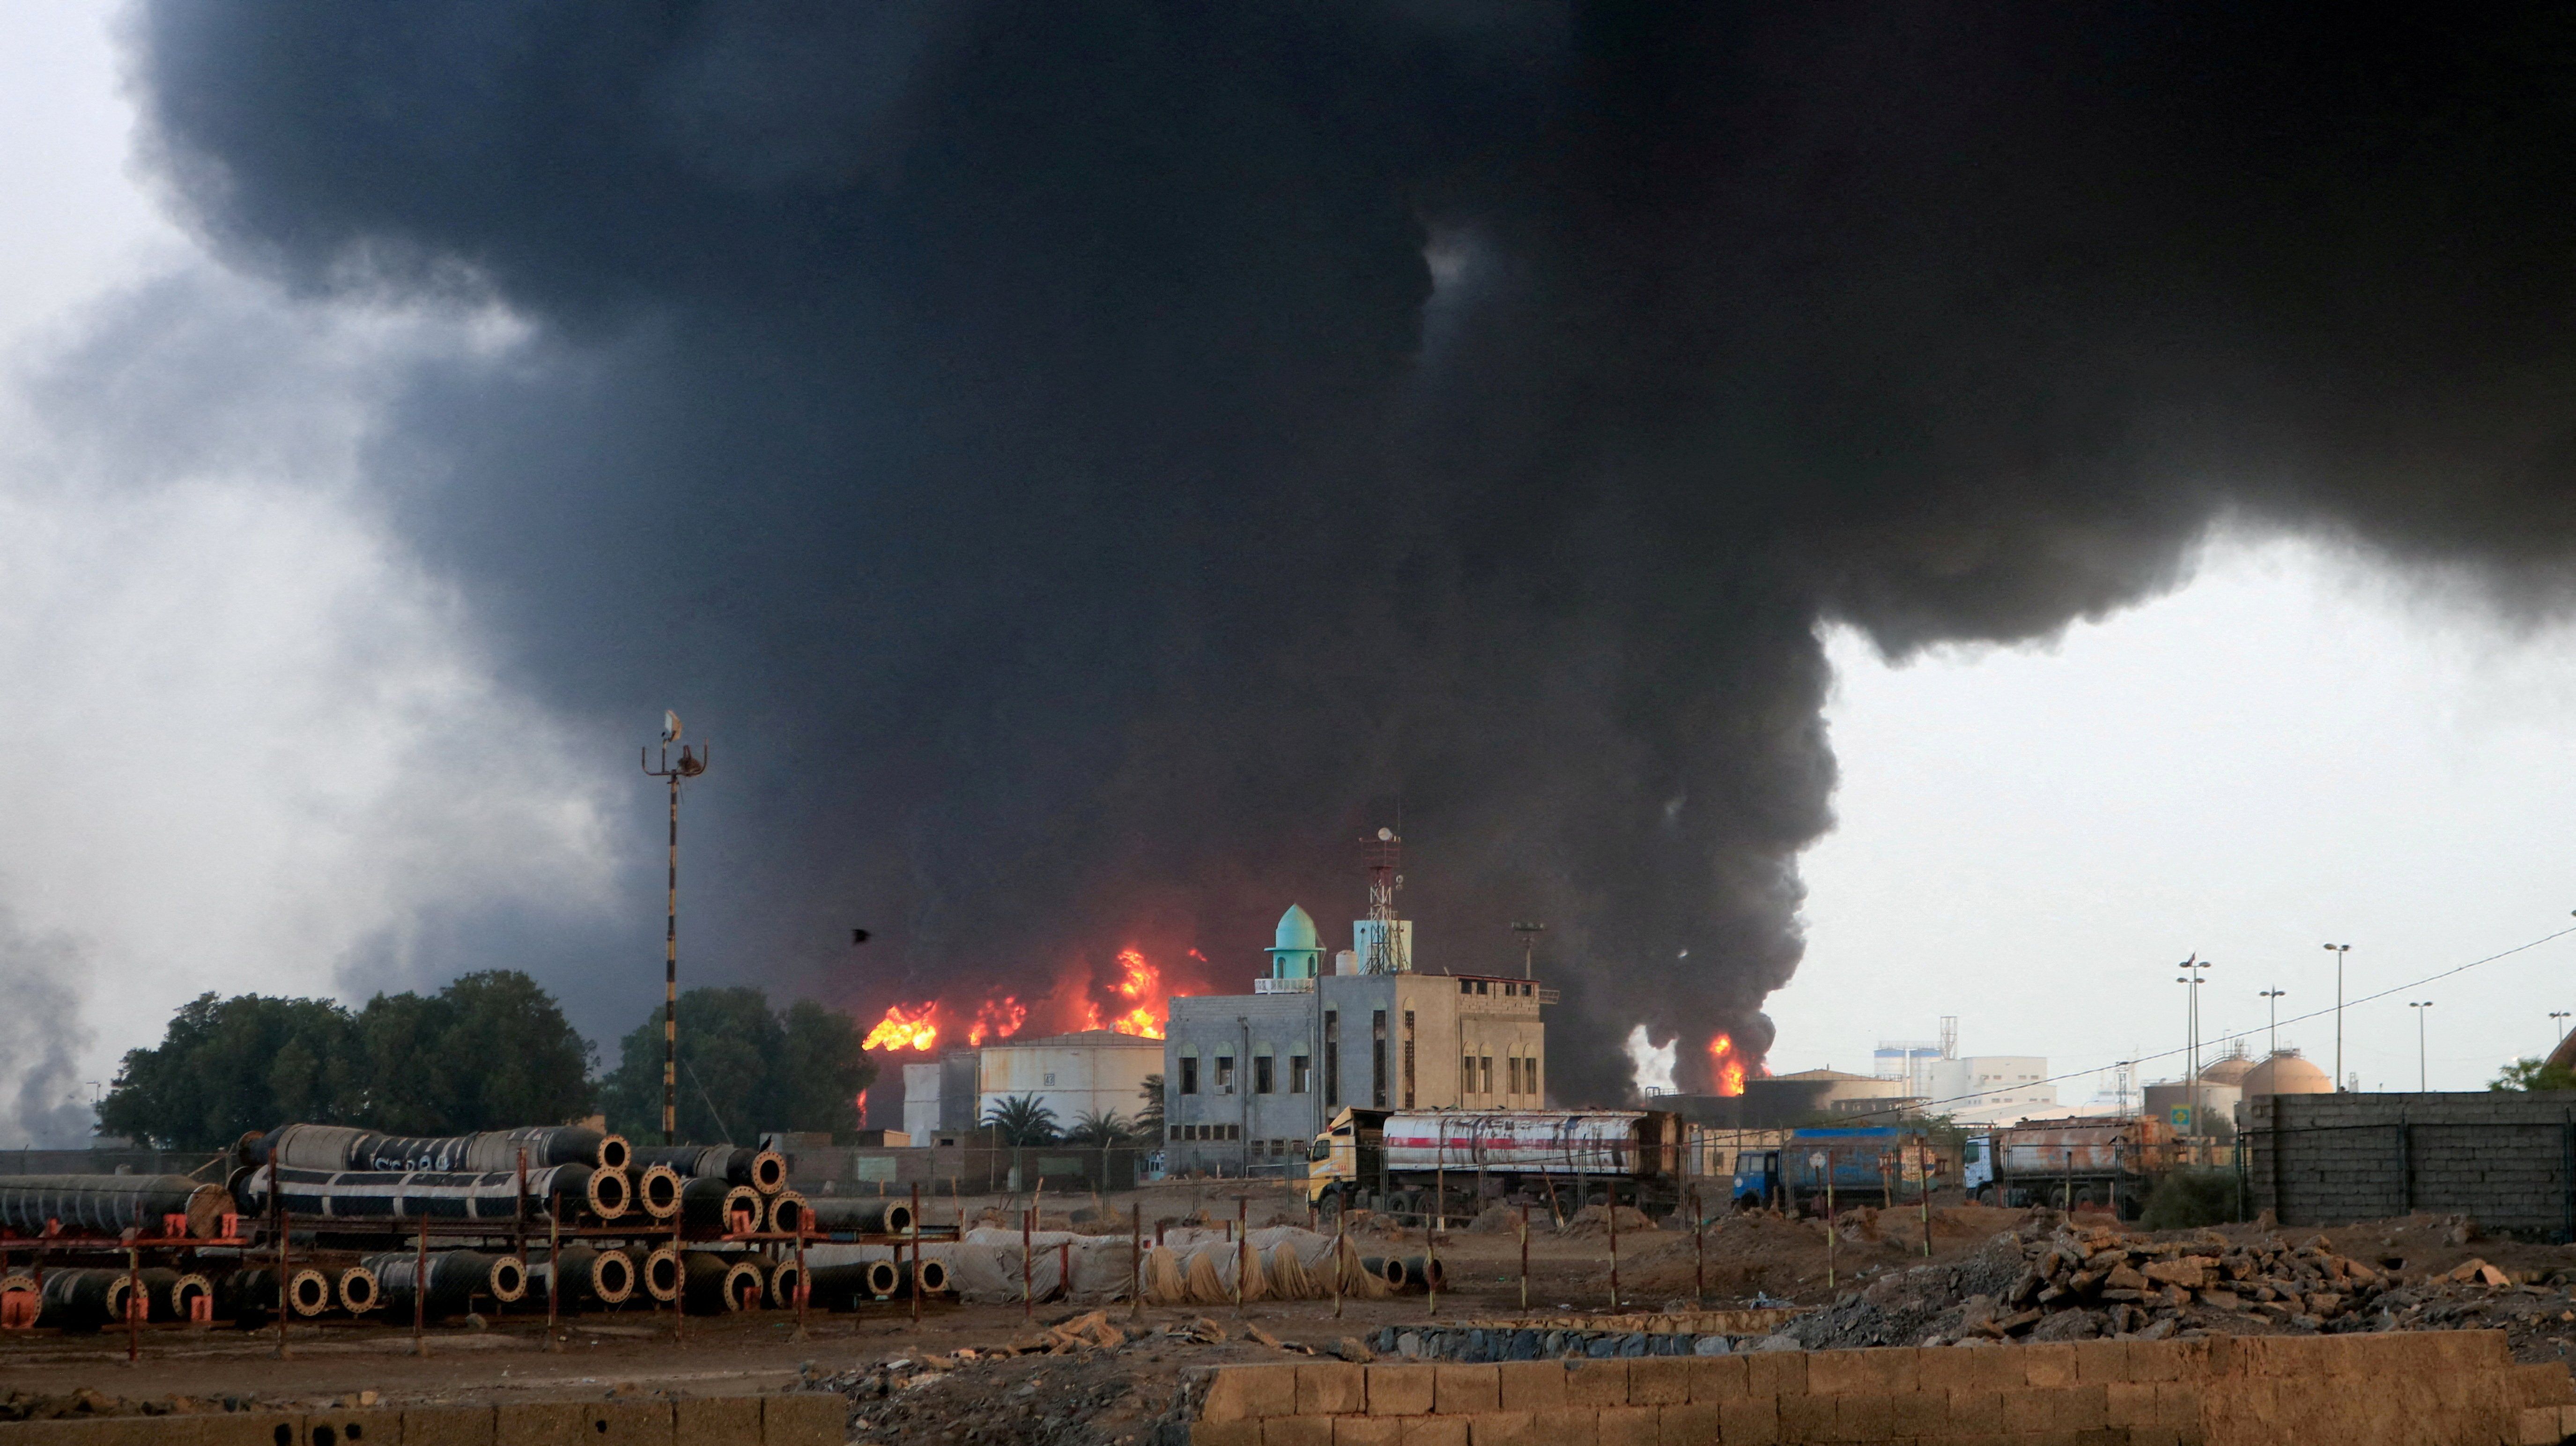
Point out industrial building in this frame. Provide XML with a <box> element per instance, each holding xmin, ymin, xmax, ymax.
<box><xmin>1873</xmin><ymin>1018</ymin><xmax>2059</xmax><ymax>1125</ymax></box>
<box><xmin>1161</xmin><ymin>846</ymin><xmax>1554</xmax><ymax>1176</ymax></box>
<box><xmin>976</xmin><ymin>1028</ymin><xmax>1163</xmax><ymax>1132</ymax></box>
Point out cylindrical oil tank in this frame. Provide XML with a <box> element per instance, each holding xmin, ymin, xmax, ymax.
<box><xmin>1376</xmin><ymin>1111</ymin><xmax>1653</xmax><ymax>1177</ymax></box>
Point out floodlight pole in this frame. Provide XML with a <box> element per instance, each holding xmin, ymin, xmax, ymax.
<box><xmin>643</xmin><ymin>717</ymin><xmax>710</xmax><ymax>1147</ymax></box>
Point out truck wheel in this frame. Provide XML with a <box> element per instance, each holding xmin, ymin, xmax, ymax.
<box><xmin>1318</xmin><ymin>1193</ymin><xmax>1343</xmax><ymax>1231</ymax></box>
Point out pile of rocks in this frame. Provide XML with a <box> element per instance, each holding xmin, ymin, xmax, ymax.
<box><xmin>1957</xmin><ymin>1224</ymin><xmax>2395</xmax><ymax>1340</ymax></box>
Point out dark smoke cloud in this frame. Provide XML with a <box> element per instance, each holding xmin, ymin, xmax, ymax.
<box><xmin>0</xmin><ymin>909</ymin><xmax>95</xmax><ymax>1147</ymax></box>
<box><xmin>124</xmin><ymin>2</ymin><xmax>2576</xmax><ymax>1098</ymax></box>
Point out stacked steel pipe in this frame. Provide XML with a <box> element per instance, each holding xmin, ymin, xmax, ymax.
<box><xmin>800</xmin><ymin>1198</ymin><xmax>913</xmax><ymax>1235</ymax></box>
<box><xmin>230</xmin><ymin>1161</ymin><xmax>624</xmax><ymax>1221</ymax></box>
<box><xmin>242</xmin><ymin>1124</ymin><xmax>629</xmax><ymax>1173</ymax></box>
<box><xmin>0</xmin><ymin>1175</ymin><xmax>232</xmax><ymax>1238</ymax></box>
<box><xmin>680</xmin><ymin>1251</ymin><xmax>765</xmax><ymax>1314</ymax></box>
<box><xmin>36</xmin><ymin>1268</ymin><xmax>136</xmax><ymax>1330</ymax></box>
<box><xmin>534</xmin><ymin>1244</ymin><xmax>637</xmax><ymax>1308</ymax></box>
<box><xmin>629</xmin><ymin>1144</ymin><xmax>788</xmax><ymax>1195</ymax></box>
<box><xmin>361</xmin><ymin>1249</ymin><xmax>527</xmax><ymax>1317</ymax></box>
<box><xmin>678</xmin><ymin>1177</ymin><xmax>764</xmax><ymax>1232</ymax></box>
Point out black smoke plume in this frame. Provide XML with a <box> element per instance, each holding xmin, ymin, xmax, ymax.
<box><xmin>126</xmin><ymin>3</ymin><xmax>2576</xmax><ymax>1098</ymax></box>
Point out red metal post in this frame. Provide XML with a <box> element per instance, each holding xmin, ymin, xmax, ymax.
<box><xmin>1022</xmin><ymin>1208</ymin><xmax>1033</xmax><ymax>1320</ymax></box>
<box><xmin>909</xmin><ymin>1181</ymin><xmax>922</xmax><ymax>1327</ymax></box>
<box><xmin>414</xmin><ymin>1219</ymin><xmax>428</xmax><ymax>1356</ymax></box>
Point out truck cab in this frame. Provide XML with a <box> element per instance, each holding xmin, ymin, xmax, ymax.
<box><xmin>1962</xmin><ymin>1133</ymin><xmax>1993</xmax><ymax>1195</ymax></box>
<box><xmin>1305</xmin><ymin>1107</ymin><xmax>1388</xmax><ymax>1214</ymax></box>
<box><xmin>1731</xmin><ymin>1148</ymin><xmax>1783</xmax><ymax>1209</ymax></box>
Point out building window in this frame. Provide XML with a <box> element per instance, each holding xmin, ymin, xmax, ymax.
<box><xmin>1323</xmin><ymin>1012</ymin><xmax>1339</xmax><ymax>1108</ymax></box>
<box><xmin>1371</xmin><ymin>1010</ymin><xmax>1388</xmax><ymax>1108</ymax></box>
<box><xmin>1403</xmin><ymin>1010</ymin><xmax>1416</xmax><ymax>1109</ymax></box>
<box><xmin>1461</xmin><ymin>1053</ymin><xmax>1476</xmax><ymax>1091</ymax></box>
<box><xmin>1290</xmin><ymin>1053</ymin><xmax>1310</xmax><ymax>1094</ymax></box>
<box><xmin>1216</xmin><ymin>1054</ymin><xmax>1236</xmax><ymax>1095</ymax></box>
<box><xmin>1459</xmin><ymin>980</ymin><xmax>1473</xmax><ymax>995</ymax></box>
<box><xmin>1043</xmin><ymin>1072</ymin><xmax>1056</xmax><ymax>1086</ymax></box>
<box><xmin>1254</xmin><ymin>1056</ymin><xmax>1275</xmax><ymax>1094</ymax></box>
<box><xmin>1481</xmin><ymin>1056</ymin><xmax>1493</xmax><ymax>1095</ymax></box>
<box><xmin>1179</xmin><ymin>1057</ymin><xmax>1199</xmax><ymax>1095</ymax></box>
<box><xmin>1508</xmin><ymin>1057</ymin><xmax>1524</xmax><ymax>1095</ymax></box>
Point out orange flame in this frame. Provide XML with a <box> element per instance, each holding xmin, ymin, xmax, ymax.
<box><xmin>863</xmin><ymin>1001</ymin><xmax>940</xmax><ymax>1052</ymax></box>
<box><xmin>854</xmin><ymin>1088</ymin><xmax>867</xmax><ymax>1128</ymax></box>
<box><xmin>1708</xmin><ymin>1033</ymin><xmax>1748</xmax><ymax>1097</ymax></box>
<box><xmin>966</xmin><ymin>994</ymin><xmax>1028</xmax><ymax>1047</ymax></box>
<box><xmin>1082</xmin><ymin>947</ymin><xmax>1169</xmax><ymax>1038</ymax></box>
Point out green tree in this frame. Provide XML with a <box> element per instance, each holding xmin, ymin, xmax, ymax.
<box><xmin>599</xmin><ymin>988</ymin><xmax>876</xmax><ymax>1144</ymax></box>
<box><xmin>2491</xmin><ymin>1057</ymin><xmax>2576</xmax><ymax>1091</ymax></box>
<box><xmin>100</xmin><ymin>994</ymin><xmax>361</xmax><ymax>1150</ymax></box>
<box><xmin>1135</xmin><ymin>1074</ymin><xmax>1165</xmax><ymax>1140</ymax></box>
<box><xmin>1066</xmin><ymin>1109</ymin><xmax>1132</xmax><ymax>1145</ymax></box>
<box><xmin>100</xmin><ymin>971</ymin><xmax>596</xmax><ymax>1149</ymax></box>
<box><xmin>983</xmin><ymin>1094</ymin><xmax>1059</xmax><ymax>1146</ymax></box>
<box><xmin>355</xmin><ymin>972</ymin><xmax>595</xmax><ymax>1131</ymax></box>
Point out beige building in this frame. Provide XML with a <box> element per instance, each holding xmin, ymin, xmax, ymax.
<box><xmin>976</xmin><ymin>1029</ymin><xmax>1163</xmax><ymax>1135</ymax></box>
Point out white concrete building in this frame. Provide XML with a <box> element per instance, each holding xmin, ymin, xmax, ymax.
<box><xmin>976</xmin><ymin>1029</ymin><xmax>1164</xmax><ymax>1135</ymax></box>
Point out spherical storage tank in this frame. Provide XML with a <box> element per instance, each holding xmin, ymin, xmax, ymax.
<box><xmin>2241</xmin><ymin>1051</ymin><xmax>2332</xmax><ymax>1096</ymax></box>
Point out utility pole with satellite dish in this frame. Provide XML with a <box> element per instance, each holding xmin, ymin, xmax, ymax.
<box><xmin>643</xmin><ymin>711</ymin><xmax>709</xmax><ymax>1147</ymax></box>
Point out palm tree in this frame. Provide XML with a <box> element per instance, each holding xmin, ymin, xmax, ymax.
<box><xmin>1066</xmin><ymin>1109</ymin><xmax>1132</xmax><ymax>1146</ymax></box>
<box><xmin>1135</xmin><ymin>1074</ymin><xmax>1166</xmax><ymax>1141</ymax></box>
<box><xmin>983</xmin><ymin>1093</ymin><xmax>1059</xmax><ymax>1146</ymax></box>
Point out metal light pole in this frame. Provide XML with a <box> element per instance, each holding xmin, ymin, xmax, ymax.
<box><xmin>2175</xmin><ymin>956</ymin><xmax>2209</xmax><ymax>1158</ymax></box>
<box><xmin>2259</xmin><ymin>989</ymin><xmax>2287</xmax><ymax>1058</ymax></box>
<box><xmin>2321</xmin><ymin>944</ymin><xmax>2351</xmax><ymax>1092</ymax></box>
<box><xmin>643</xmin><ymin>711</ymin><xmax>709</xmax><ymax>1147</ymax></box>
<box><xmin>2553</xmin><ymin>1011</ymin><xmax>2570</xmax><ymax>1048</ymax></box>
<box><xmin>2410</xmin><ymin>1001</ymin><xmax>2434</xmax><ymax>1091</ymax></box>
<box><xmin>1510</xmin><ymin>922</ymin><xmax>1546</xmax><ymax>980</ymax></box>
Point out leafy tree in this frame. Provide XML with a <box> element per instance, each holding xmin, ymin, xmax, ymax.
<box><xmin>1066</xmin><ymin>1109</ymin><xmax>1132</xmax><ymax>1145</ymax></box>
<box><xmin>100</xmin><ymin>994</ymin><xmax>361</xmax><ymax>1150</ymax></box>
<box><xmin>2490</xmin><ymin>1057</ymin><xmax>2576</xmax><ymax>1092</ymax></box>
<box><xmin>356</xmin><ymin>971</ymin><xmax>595</xmax><ymax>1131</ymax></box>
<box><xmin>599</xmin><ymin>987</ymin><xmax>876</xmax><ymax>1144</ymax></box>
<box><xmin>983</xmin><ymin>1094</ymin><xmax>1059</xmax><ymax>1146</ymax></box>
<box><xmin>1135</xmin><ymin>1074</ymin><xmax>1165</xmax><ymax>1140</ymax></box>
<box><xmin>101</xmin><ymin>972</ymin><xmax>597</xmax><ymax>1150</ymax></box>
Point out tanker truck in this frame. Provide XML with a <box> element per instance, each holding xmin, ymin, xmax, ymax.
<box><xmin>1304</xmin><ymin>1106</ymin><xmax>1688</xmax><ymax>1224</ymax></box>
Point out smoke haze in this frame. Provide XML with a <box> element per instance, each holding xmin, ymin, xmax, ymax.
<box><xmin>114</xmin><ymin>3</ymin><xmax>2576</xmax><ymax>1097</ymax></box>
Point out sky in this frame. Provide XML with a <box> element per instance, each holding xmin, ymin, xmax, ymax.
<box><xmin>1</xmin><ymin>5</ymin><xmax>2573</xmax><ymax>1140</ymax></box>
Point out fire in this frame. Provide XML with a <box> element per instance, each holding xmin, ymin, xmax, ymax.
<box><xmin>853</xmin><ymin>1088</ymin><xmax>867</xmax><ymax>1128</ymax></box>
<box><xmin>966</xmin><ymin>994</ymin><xmax>1027</xmax><ymax>1046</ymax></box>
<box><xmin>1708</xmin><ymin>1033</ymin><xmax>1748</xmax><ymax>1097</ymax></box>
<box><xmin>1081</xmin><ymin>947</ymin><xmax>1169</xmax><ymax>1038</ymax></box>
<box><xmin>862</xmin><ymin>1001</ymin><xmax>940</xmax><ymax>1052</ymax></box>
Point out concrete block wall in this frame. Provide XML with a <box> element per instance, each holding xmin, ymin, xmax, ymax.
<box><xmin>1188</xmin><ymin>1330</ymin><xmax>2573</xmax><ymax>1446</ymax></box>
<box><xmin>0</xmin><ymin>1395</ymin><xmax>843</xmax><ymax>1446</ymax></box>
<box><xmin>2247</xmin><ymin>1093</ymin><xmax>2576</xmax><ymax>1236</ymax></box>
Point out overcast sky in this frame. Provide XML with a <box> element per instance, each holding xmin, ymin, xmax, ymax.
<box><xmin>2</xmin><ymin>5</ymin><xmax>2571</xmax><ymax>1142</ymax></box>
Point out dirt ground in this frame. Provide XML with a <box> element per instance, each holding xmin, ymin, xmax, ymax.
<box><xmin>4</xmin><ymin>1184</ymin><xmax>2572</xmax><ymax>1446</ymax></box>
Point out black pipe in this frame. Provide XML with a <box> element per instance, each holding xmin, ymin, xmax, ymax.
<box><xmin>622</xmin><ymin>1243</ymin><xmax>681</xmax><ymax>1303</ymax></box>
<box><xmin>629</xmin><ymin>1145</ymin><xmax>789</xmax><ymax>1195</ymax></box>
<box><xmin>36</xmin><ymin>1268</ymin><xmax>133</xmax><ymax>1331</ymax></box>
<box><xmin>338</xmin><ymin>1265</ymin><xmax>381</xmax><ymax>1313</ymax></box>
<box><xmin>806</xmin><ymin>1259</ymin><xmax>898</xmax><ymax>1308</ymax></box>
<box><xmin>534</xmin><ymin>1244</ymin><xmax>637</xmax><ymax>1308</ymax></box>
<box><xmin>678</xmin><ymin>1177</ymin><xmax>763</xmax><ymax>1232</ymax></box>
<box><xmin>233</xmin><ymin>1163</ymin><xmax>615</xmax><ymax>1221</ymax></box>
<box><xmin>899</xmin><ymin>1257</ymin><xmax>949</xmax><ymax>1296</ymax></box>
<box><xmin>635</xmin><ymin>1164</ymin><xmax>683</xmax><ymax>1219</ymax></box>
<box><xmin>361</xmin><ymin>1250</ymin><xmax>527</xmax><ymax>1317</ymax></box>
<box><xmin>248</xmin><ymin>1124</ymin><xmax>629</xmax><ymax>1173</ymax></box>
<box><xmin>680</xmin><ymin>1252</ymin><xmax>763</xmax><ymax>1314</ymax></box>
<box><xmin>766</xmin><ymin>1258</ymin><xmax>804</xmax><ymax>1309</ymax></box>
<box><xmin>799</xmin><ymin>1198</ymin><xmax>914</xmax><ymax>1235</ymax></box>
<box><xmin>766</xmin><ymin>1191</ymin><xmax>808</xmax><ymax>1235</ymax></box>
<box><xmin>0</xmin><ymin>1175</ymin><xmax>232</xmax><ymax>1238</ymax></box>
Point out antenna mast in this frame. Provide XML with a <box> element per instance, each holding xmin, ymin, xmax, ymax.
<box><xmin>1362</xmin><ymin>827</ymin><xmax>1405</xmax><ymax>973</ymax></box>
<box><xmin>642</xmin><ymin>712</ymin><xmax>710</xmax><ymax>1147</ymax></box>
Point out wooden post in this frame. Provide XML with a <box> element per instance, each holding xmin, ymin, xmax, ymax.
<box><xmin>1825</xmin><ymin>1150</ymin><xmax>1836</xmax><ymax>1292</ymax></box>
<box><xmin>1233</xmin><ymin>1196</ymin><xmax>1246</xmax><ymax>1315</ymax></box>
<box><xmin>1130</xmin><ymin>1202</ymin><xmax>1144</xmax><ymax>1320</ymax></box>
<box><xmin>514</xmin><ymin>1147</ymin><xmax>529</xmax><ymax>1284</ymax></box>
<box><xmin>909</xmin><ymin>1181</ymin><xmax>922</xmax><ymax>1327</ymax></box>
<box><xmin>1058</xmin><ymin>1240</ymin><xmax>1070</xmax><ymax>1306</ymax></box>
<box><xmin>1691</xmin><ymin>1186</ymin><xmax>1704</xmax><ymax>1308</ymax></box>
<box><xmin>414</xmin><ymin>1219</ymin><xmax>428</xmax><ymax>1357</ymax></box>
<box><xmin>1517</xmin><ymin>1205</ymin><xmax>1529</xmax><ymax>1312</ymax></box>
<box><xmin>1022</xmin><ymin>1208</ymin><xmax>1034</xmax><ymax>1321</ymax></box>
<box><xmin>1920</xmin><ymin>1139</ymin><xmax>1933</xmax><ymax>1257</ymax></box>
<box><xmin>271</xmin><ymin>1138</ymin><xmax>289</xmax><ymax>1357</ymax></box>
<box><xmin>1331</xmin><ymin>1204</ymin><xmax>1345</xmax><ymax>1319</ymax></box>
<box><xmin>125</xmin><ymin>1242</ymin><xmax>140</xmax><ymax>1364</ymax></box>
<box><xmin>1606</xmin><ymin>1178</ymin><xmax>1620</xmax><ymax>1311</ymax></box>
<box><xmin>672</xmin><ymin>1209</ymin><xmax>685</xmax><ymax>1344</ymax></box>
<box><xmin>793</xmin><ymin>1216</ymin><xmax>808</xmax><ymax>1338</ymax></box>
<box><xmin>545</xmin><ymin>1206</ymin><xmax>561</xmax><ymax>1348</ymax></box>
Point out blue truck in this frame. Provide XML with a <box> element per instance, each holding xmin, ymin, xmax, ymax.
<box><xmin>1729</xmin><ymin>1127</ymin><xmax>1939</xmax><ymax>1212</ymax></box>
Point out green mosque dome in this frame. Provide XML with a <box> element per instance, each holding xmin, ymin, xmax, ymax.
<box><xmin>1274</xmin><ymin>904</ymin><xmax>1320</xmax><ymax>953</ymax></box>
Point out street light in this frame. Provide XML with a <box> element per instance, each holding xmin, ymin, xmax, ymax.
<box><xmin>2321</xmin><ymin>944</ymin><xmax>2352</xmax><ymax>1092</ymax></box>
<box><xmin>2409</xmin><ymin>1001</ymin><xmax>2435</xmax><ymax>1091</ymax></box>
<box><xmin>2176</xmin><ymin>957</ymin><xmax>2211</xmax><ymax>1156</ymax></box>
<box><xmin>2553</xmin><ymin>1011</ymin><xmax>2570</xmax><ymax>1047</ymax></box>
<box><xmin>2259</xmin><ymin>989</ymin><xmax>2287</xmax><ymax>1058</ymax></box>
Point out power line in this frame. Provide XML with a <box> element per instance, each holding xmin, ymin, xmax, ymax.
<box><xmin>1828</xmin><ymin>920</ymin><xmax>2576</xmax><ymax>1123</ymax></box>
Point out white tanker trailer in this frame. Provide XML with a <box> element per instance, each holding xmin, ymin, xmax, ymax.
<box><xmin>1303</xmin><ymin>1106</ymin><xmax>1688</xmax><ymax>1223</ymax></box>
